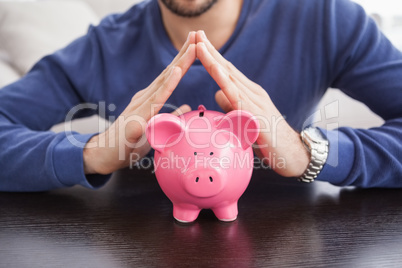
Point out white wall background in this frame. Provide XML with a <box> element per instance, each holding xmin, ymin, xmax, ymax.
<box><xmin>353</xmin><ymin>0</ymin><xmax>402</xmax><ymax>50</ymax></box>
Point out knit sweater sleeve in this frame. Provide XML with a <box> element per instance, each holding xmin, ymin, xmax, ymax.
<box><xmin>0</xmin><ymin>26</ymin><xmax>111</xmax><ymax>192</ymax></box>
<box><xmin>316</xmin><ymin>0</ymin><xmax>402</xmax><ymax>187</ymax></box>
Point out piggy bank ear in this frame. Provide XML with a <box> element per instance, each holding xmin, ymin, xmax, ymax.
<box><xmin>146</xmin><ymin>114</ymin><xmax>185</xmax><ymax>152</ymax></box>
<box><xmin>216</xmin><ymin>110</ymin><xmax>260</xmax><ymax>149</ymax></box>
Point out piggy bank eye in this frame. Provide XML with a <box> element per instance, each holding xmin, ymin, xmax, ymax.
<box><xmin>210</xmin><ymin>152</ymin><xmax>214</xmax><ymax>156</ymax></box>
<box><xmin>194</xmin><ymin>152</ymin><xmax>197</xmax><ymax>156</ymax></box>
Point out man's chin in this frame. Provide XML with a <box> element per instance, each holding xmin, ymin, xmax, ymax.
<box><xmin>160</xmin><ymin>0</ymin><xmax>218</xmax><ymax>18</ymax></box>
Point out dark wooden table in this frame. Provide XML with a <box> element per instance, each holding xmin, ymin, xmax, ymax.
<box><xmin>1</xmin><ymin>168</ymin><xmax>402</xmax><ymax>268</ymax></box>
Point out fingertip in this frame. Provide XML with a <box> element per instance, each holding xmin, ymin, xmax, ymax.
<box><xmin>199</xmin><ymin>30</ymin><xmax>206</xmax><ymax>39</ymax></box>
<box><xmin>215</xmin><ymin>90</ymin><xmax>232</xmax><ymax>113</ymax></box>
<box><xmin>196</xmin><ymin>30</ymin><xmax>203</xmax><ymax>41</ymax></box>
<box><xmin>172</xmin><ymin>104</ymin><xmax>192</xmax><ymax>116</ymax></box>
<box><xmin>215</xmin><ymin>89</ymin><xmax>227</xmax><ymax>103</ymax></box>
<box><xmin>214</xmin><ymin>89</ymin><xmax>222</xmax><ymax>104</ymax></box>
<box><xmin>180</xmin><ymin>104</ymin><xmax>192</xmax><ymax>113</ymax></box>
<box><xmin>215</xmin><ymin>89</ymin><xmax>223</xmax><ymax>98</ymax></box>
<box><xmin>185</xmin><ymin>43</ymin><xmax>196</xmax><ymax>53</ymax></box>
<box><xmin>183</xmin><ymin>31</ymin><xmax>196</xmax><ymax>49</ymax></box>
<box><xmin>189</xmin><ymin>31</ymin><xmax>196</xmax><ymax>44</ymax></box>
<box><xmin>188</xmin><ymin>43</ymin><xmax>196</xmax><ymax>50</ymax></box>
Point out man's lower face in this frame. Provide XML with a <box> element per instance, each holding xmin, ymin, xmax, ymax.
<box><xmin>160</xmin><ymin>0</ymin><xmax>218</xmax><ymax>17</ymax></box>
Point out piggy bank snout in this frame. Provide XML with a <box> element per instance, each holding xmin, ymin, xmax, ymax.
<box><xmin>182</xmin><ymin>168</ymin><xmax>225</xmax><ymax>198</ymax></box>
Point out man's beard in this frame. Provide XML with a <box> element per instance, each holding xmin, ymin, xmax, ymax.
<box><xmin>160</xmin><ymin>0</ymin><xmax>218</xmax><ymax>18</ymax></box>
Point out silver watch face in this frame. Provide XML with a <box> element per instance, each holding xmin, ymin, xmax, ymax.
<box><xmin>304</xmin><ymin>127</ymin><xmax>328</xmax><ymax>144</ymax></box>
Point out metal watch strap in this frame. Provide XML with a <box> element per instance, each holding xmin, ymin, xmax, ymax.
<box><xmin>299</xmin><ymin>128</ymin><xmax>329</xmax><ymax>183</ymax></box>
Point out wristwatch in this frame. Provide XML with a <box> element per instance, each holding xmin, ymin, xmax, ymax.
<box><xmin>299</xmin><ymin>127</ymin><xmax>329</xmax><ymax>183</ymax></box>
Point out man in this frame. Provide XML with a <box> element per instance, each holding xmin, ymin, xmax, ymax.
<box><xmin>0</xmin><ymin>0</ymin><xmax>401</xmax><ymax>191</ymax></box>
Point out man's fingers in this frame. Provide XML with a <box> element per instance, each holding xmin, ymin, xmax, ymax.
<box><xmin>197</xmin><ymin>30</ymin><xmax>261</xmax><ymax>94</ymax></box>
<box><xmin>197</xmin><ymin>41</ymin><xmax>248</xmax><ymax>99</ymax></box>
<box><xmin>139</xmin><ymin>43</ymin><xmax>196</xmax><ymax>103</ymax></box>
<box><xmin>215</xmin><ymin>90</ymin><xmax>233</xmax><ymax>113</ymax></box>
<box><xmin>197</xmin><ymin>42</ymin><xmax>240</xmax><ymax>104</ymax></box>
<box><xmin>154</xmin><ymin>40</ymin><xmax>196</xmax><ymax>90</ymax></box>
<box><xmin>155</xmin><ymin>43</ymin><xmax>196</xmax><ymax>97</ymax></box>
<box><xmin>174</xmin><ymin>43</ymin><xmax>197</xmax><ymax>76</ymax></box>
<box><xmin>171</xmin><ymin>104</ymin><xmax>192</xmax><ymax>116</ymax></box>
<box><xmin>136</xmin><ymin>66</ymin><xmax>182</xmax><ymax>119</ymax></box>
<box><xmin>154</xmin><ymin>66</ymin><xmax>183</xmax><ymax>105</ymax></box>
<box><xmin>212</xmin><ymin>64</ymin><xmax>248</xmax><ymax>110</ymax></box>
<box><xmin>197</xmin><ymin>42</ymin><xmax>223</xmax><ymax>76</ymax></box>
<box><xmin>169</xmin><ymin>31</ymin><xmax>196</xmax><ymax>69</ymax></box>
<box><xmin>196</xmin><ymin>30</ymin><xmax>227</xmax><ymax>66</ymax></box>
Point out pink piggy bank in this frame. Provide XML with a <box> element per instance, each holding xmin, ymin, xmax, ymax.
<box><xmin>146</xmin><ymin>105</ymin><xmax>259</xmax><ymax>223</ymax></box>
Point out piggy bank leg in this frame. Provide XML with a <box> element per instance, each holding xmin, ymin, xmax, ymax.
<box><xmin>173</xmin><ymin>204</ymin><xmax>201</xmax><ymax>223</ymax></box>
<box><xmin>212</xmin><ymin>202</ymin><xmax>238</xmax><ymax>222</ymax></box>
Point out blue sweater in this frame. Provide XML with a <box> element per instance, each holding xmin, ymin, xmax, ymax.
<box><xmin>0</xmin><ymin>0</ymin><xmax>401</xmax><ymax>191</ymax></box>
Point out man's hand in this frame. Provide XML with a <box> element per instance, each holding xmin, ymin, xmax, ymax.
<box><xmin>83</xmin><ymin>32</ymin><xmax>197</xmax><ymax>175</ymax></box>
<box><xmin>195</xmin><ymin>31</ymin><xmax>309</xmax><ymax>177</ymax></box>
